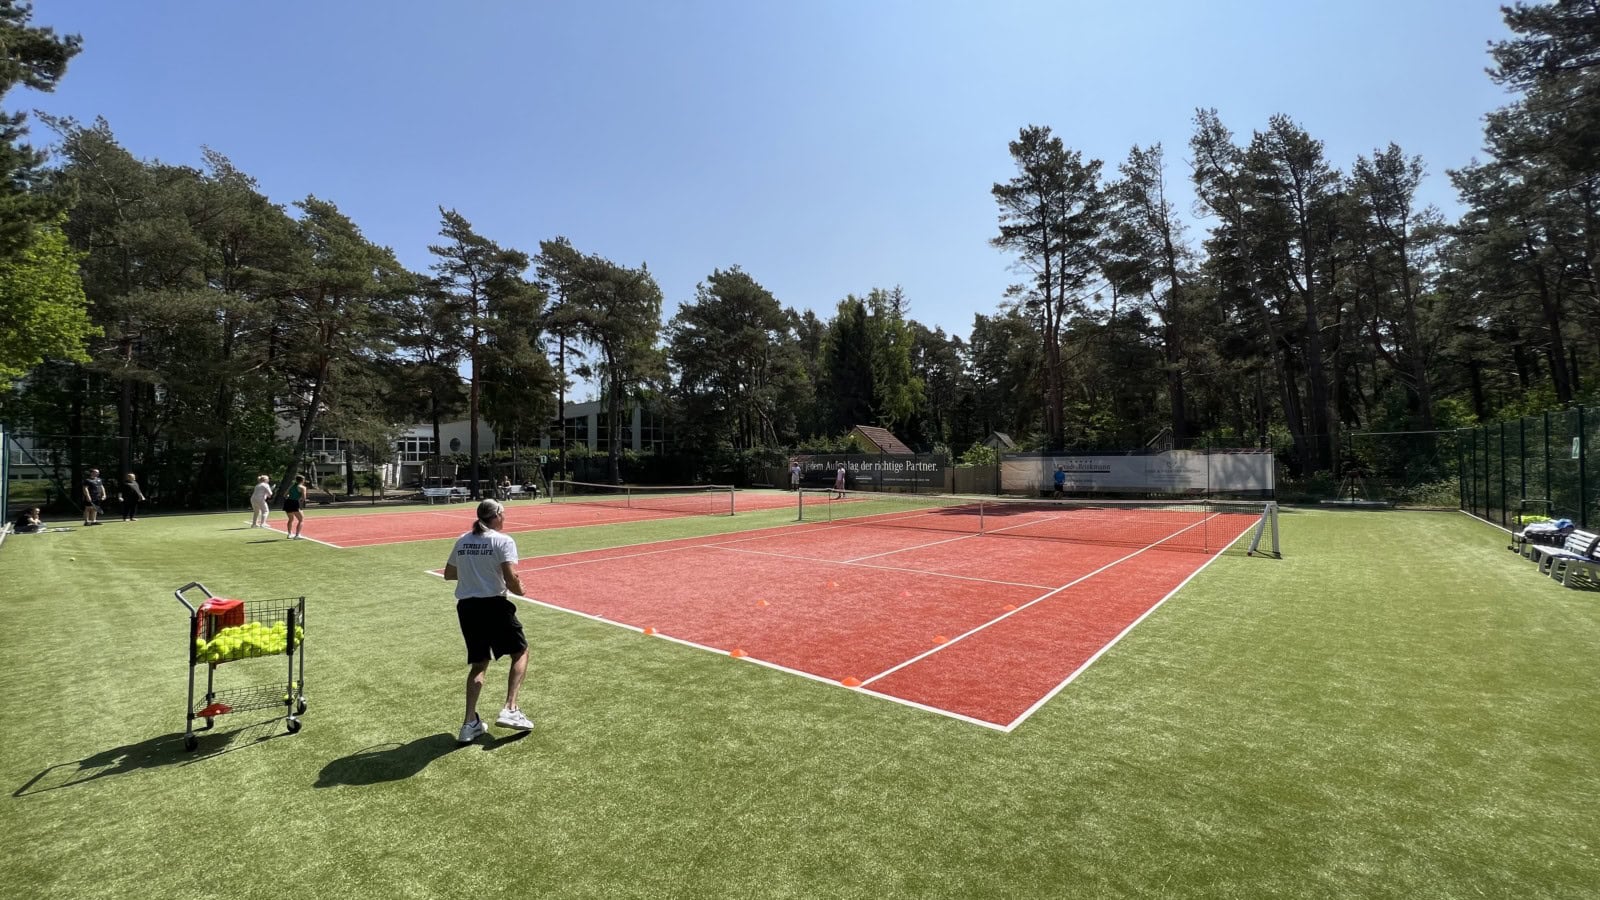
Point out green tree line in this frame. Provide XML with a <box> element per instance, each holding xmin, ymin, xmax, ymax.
<box><xmin>3</xmin><ymin>1</ymin><xmax>1598</xmax><ymax>501</ymax></box>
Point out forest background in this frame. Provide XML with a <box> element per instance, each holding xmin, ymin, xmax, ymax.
<box><xmin>1</xmin><ymin>1</ymin><xmax>1596</xmax><ymax>506</ymax></box>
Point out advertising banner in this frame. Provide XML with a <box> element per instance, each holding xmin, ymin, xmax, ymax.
<box><xmin>1000</xmin><ymin>450</ymin><xmax>1274</xmax><ymax>494</ymax></box>
<box><xmin>794</xmin><ymin>454</ymin><xmax>948</xmax><ymax>492</ymax></box>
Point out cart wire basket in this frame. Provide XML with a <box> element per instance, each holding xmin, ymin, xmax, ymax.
<box><xmin>175</xmin><ymin>582</ymin><xmax>306</xmax><ymax>751</ymax></box>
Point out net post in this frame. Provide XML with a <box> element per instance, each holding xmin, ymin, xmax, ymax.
<box><xmin>1247</xmin><ymin>501</ymin><xmax>1281</xmax><ymax>557</ymax></box>
<box><xmin>1269</xmin><ymin>501</ymin><xmax>1280</xmax><ymax>557</ymax></box>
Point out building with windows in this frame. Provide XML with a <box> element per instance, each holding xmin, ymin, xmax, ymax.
<box><xmin>275</xmin><ymin>398</ymin><xmax>667</xmax><ymax>490</ymax></box>
<box><xmin>546</xmin><ymin>399</ymin><xmax>668</xmax><ymax>455</ymax></box>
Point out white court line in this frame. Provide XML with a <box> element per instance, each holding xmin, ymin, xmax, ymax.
<box><xmin>419</xmin><ymin>511</ymin><xmax>1261</xmax><ymax>732</ymax></box>
<box><xmin>711</xmin><ymin>544</ymin><xmax>1055</xmax><ymax>590</ymax></box>
<box><xmin>859</xmin><ymin>512</ymin><xmax>1226</xmax><ymax>689</ymax></box>
<box><xmin>996</xmin><ymin>516</ymin><xmax>1261</xmax><ymax>732</ymax></box>
<box><xmin>260</xmin><ymin>523</ymin><xmax>342</xmax><ymax>548</ymax></box>
<box><xmin>843</xmin><ymin>527</ymin><xmax>979</xmax><ymax>562</ymax></box>
<box><xmin>509</xmin><ymin>516</ymin><xmax>922</xmax><ymax>573</ymax></box>
<box><xmin>420</xmin><ymin>568</ymin><xmax>1012</xmax><ymax>731</ymax></box>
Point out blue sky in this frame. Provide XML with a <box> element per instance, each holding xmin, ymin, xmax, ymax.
<box><xmin>20</xmin><ymin>0</ymin><xmax>1510</xmax><ymax>394</ymax></box>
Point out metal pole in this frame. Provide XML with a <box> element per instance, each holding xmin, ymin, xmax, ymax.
<box><xmin>1519</xmin><ymin>417</ymin><xmax>1526</xmax><ymax>505</ymax></box>
<box><xmin>1544</xmin><ymin>410</ymin><xmax>1552</xmax><ymax>513</ymax></box>
<box><xmin>1498</xmin><ymin>422</ymin><xmax>1507</xmax><ymax>528</ymax></box>
<box><xmin>1581</xmin><ymin>406</ymin><xmax>1588</xmax><ymax>529</ymax></box>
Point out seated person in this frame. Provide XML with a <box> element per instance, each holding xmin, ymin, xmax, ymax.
<box><xmin>11</xmin><ymin>507</ymin><xmax>45</xmax><ymax>534</ymax></box>
<box><xmin>497</xmin><ymin>477</ymin><xmax>513</xmax><ymax>500</ymax></box>
<box><xmin>523</xmin><ymin>481</ymin><xmax>540</xmax><ymax>500</ymax></box>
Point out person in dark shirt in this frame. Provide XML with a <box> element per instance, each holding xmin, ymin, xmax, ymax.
<box><xmin>82</xmin><ymin>468</ymin><xmax>106</xmax><ymax>526</ymax></box>
<box><xmin>12</xmin><ymin>507</ymin><xmax>44</xmax><ymax>534</ymax></box>
<box><xmin>120</xmin><ymin>473</ymin><xmax>146</xmax><ymax>521</ymax></box>
<box><xmin>1052</xmin><ymin>465</ymin><xmax>1067</xmax><ymax>498</ymax></box>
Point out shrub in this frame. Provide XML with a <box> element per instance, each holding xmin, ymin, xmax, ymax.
<box><xmin>1393</xmin><ymin>478</ymin><xmax>1460</xmax><ymax>508</ymax></box>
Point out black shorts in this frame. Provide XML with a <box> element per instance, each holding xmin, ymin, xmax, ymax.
<box><xmin>283</xmin><ymin>500</ymin><xmax>301</xmax><ymax>513</ymax></box>
<box><xmin>456</xmin><ymin>595</ymin><xmax>527</xmax><ymax>664</ymax></box>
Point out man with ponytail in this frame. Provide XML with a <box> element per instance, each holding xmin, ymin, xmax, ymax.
<box><xmin>443</xmin><ymin>499</ymin><xmax>535</xmax><ymax>743</ymax></box>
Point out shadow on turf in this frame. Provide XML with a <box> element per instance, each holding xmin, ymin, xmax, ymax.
<box><xmin>314</xmin><ymin>731</ymin><xmax>528</xmax><ymax>788</ymax></box>
<box><xmin>13</xmin><ymin>719</ymin><xmax>292</xmax><ymax>797</ymax></box>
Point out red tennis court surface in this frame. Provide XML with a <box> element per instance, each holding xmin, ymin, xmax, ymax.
<box><xmin>267</xmin><ymin>492</ymin><xmax>802</xmax><ymax>548</ymax></box>
<box><xmin>444</xmin><ymin>510</ymin><xmax>1262</xmax><ymax>731</ymax></box>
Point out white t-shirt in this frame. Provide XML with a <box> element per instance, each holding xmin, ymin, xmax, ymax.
<box><xmin>251</xmin><ymin>482</ymin><xmax>272</xmax><ymax>504</ymax></box>
<box><xmin>446</xmin><ymin>528</ymin><xmax>519</xmax><ymax>599</ymax></box>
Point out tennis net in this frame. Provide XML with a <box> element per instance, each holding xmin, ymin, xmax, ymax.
<box><xmin>550</xmin><ymin>480</ymin><xmax>736</xmax><ymax>517</ymax></box>
<box><xmin>796</xmin><ymin>490</ymin><xmax>1279</xmax><ymax>554</ymax></box>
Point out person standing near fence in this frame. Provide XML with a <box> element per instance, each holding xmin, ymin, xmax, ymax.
<box><xmin>81</xmin><ymin>468</ymin><xmax>106</xmax><ymax>526</ymax></box>
<box><xmin>1053</xmin><ymin>465</ymin><xmax>1067</xmax><ymax>498</ymax></box>
<box><xmin>790</xmin><ymin>460</ymin><xmax>801</xmax><ymax>491</ymax></box>
<box><xmin>119</xmin><ymin>473</ymin><xmax>145</xmax><ymax>521</ymax></box>
<box><xmin>443</xmin><ymin>498</ymin><xmax>534</xmax><ymax>744</ymax></box>
<box><xmin>250</xmin><ymin>474</ymin><xmax>273</xmax><ymax>528</ymax></box>
<box><xmin>834</xmin><ymin>463</ymin><xmax>847</xmax><ymax>497</ymax></box>
<box><xmin>283</xmin><ymin>475</ymin><xmax>307</xmax><ymax>539</ymax></box>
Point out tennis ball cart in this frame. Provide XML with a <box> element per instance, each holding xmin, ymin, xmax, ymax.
<box><xmin>175</xmin><ymin>582</ymin><xmax>306</xmax><ymax>751</ymax></box>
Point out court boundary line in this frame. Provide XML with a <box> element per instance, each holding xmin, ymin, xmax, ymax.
<box><xmin>421</xmin><ymin>568</ymin><xmax>1010</xmax><ymax>731</ymax></box>
<box><xmin>996</xmin><ymin>519</ymin><xmax>1258</xmax><ymax>731</ymax></box>
<box><xmin>265</xmin><ymin>523</ymin><xmax>341</xmax><ymax>549</ymax></box>
<box><xmin>711</xmin><ymin>544</ymin><xmax>1056</xmax><ymax>590</ymax></box>
<box><xmin>420</xmin><ymin>511</ymin><xmax>1260</xmax><ymax>730</ymax></box>
<box><xmin>858</xmin><ymin>512</ymin><xmax>1238</xmax><ymax>690</ymax></box>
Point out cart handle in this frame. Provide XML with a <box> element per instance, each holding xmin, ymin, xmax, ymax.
<box><xmin>173</xmin><ymin>582</ymin><xmax>214</xmax><ymax>613</ymax></box>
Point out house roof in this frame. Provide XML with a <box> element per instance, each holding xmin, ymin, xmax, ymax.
<box><xmin>984</xmin><ymin>431</ymin><xmax>1017</xmax><ymax>449</ymax></box>
<box><xmin>849</xmin><ymin>425</ymin><xmax>914</xmax><ymax>456</ymax></box>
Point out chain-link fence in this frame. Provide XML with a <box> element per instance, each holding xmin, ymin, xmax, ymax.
<box><xmin>3</xmin><ymin>430</ymin><xmax>258</xmax><ymax>517</ymax></box>
<box><xmin>1460</xmin><ymin>408</ymin><xmax>1600</xmax><ymax>529</ymax></box>
<box><xmin>1342</xmin><ymin>430</ymin><xmax>1460</xmax><ymax>506</ymax></box>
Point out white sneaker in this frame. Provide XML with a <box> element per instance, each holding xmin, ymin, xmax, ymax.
<box><xmin>495</xmin><ymin>707</ymin><xmax>533</xmax><ymax>731</ymax></box>
<box><xmin>456</xmin><ymin>717</ymin><xmax>487</xmax><ymax>744</ymax></box>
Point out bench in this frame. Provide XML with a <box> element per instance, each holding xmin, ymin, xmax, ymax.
<box><xmin>421</xmin><ymin>487</ymin><xmax>469</xmax><ymax>504</ymax></box>
<box><xmin>1528</xmin><ymin>529</ymin><xmax>1600</xmax><ymax>588</ymax></box>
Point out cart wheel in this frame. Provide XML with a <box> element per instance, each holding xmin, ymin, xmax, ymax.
<box><xmin>296</xmin><ymin>699</ymin><xmax>308</xmax><ymax>715</ymax></box>
<box><xmin>184</xmin><ymin>734</ymin><xmax>198</xmax><ymax>752</ymax></box>
<box><xmin>285</xmin><ymin>718</ymin><xmax>301</xmax><ymax>734</ymax></box>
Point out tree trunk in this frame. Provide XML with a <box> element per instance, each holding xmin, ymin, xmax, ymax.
<box><xmin>469</xmin><ymin>330</ymin><xmax>481</xmax><ymax>500</ymax></box>
<box><xmin>283</xmin><ymin>358</ymin><xmax>329</xmax><ymax>499</ymax></box>
<box><xmin>607</xmin><ymin>374</ymin><xmax>623</xmax><ymax>484</ymax></box>
<box><xmin>1532</xmin><ymin>242</ymin><xmax>1574</xmax><ymax>402</ymax></box>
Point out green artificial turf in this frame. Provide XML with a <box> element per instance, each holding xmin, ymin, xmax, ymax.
<box><xmin>0</xmin><ymin>501</ymin><xmax>1596</xmax><ymax>898</ymax></box>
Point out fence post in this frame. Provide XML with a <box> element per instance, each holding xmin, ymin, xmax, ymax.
<box><xmin>1519</xmin><ymin>416</ymin><xmax>1526</xmax><ymax>506</ymax></box>
<box><xmin>1494</xmin><ymin>423</ymin><xmax>1501</xmax><ymax>527</ymax></box>
<box><xmin>0</xmin><ymin>423</ymin><xmax>8</xmax><ymax>518</ymax></box>
<box><xmin>1544</xmin><ymin>410</ymin><xmax>1552</xmax><ymax>512</ymax></box>
<box><xmin>1581</xmin><ymin>406</ymin><xmax>1588</xmax><ymax>529</ymax></box>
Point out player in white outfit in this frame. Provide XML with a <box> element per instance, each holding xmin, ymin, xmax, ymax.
<box><xmin>250</xmin><ymin>475</ymin><xmax>273</xmax><ymax>528</ymax></box>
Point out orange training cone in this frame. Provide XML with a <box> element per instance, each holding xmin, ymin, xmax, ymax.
<box><xmin>730</xmin><ymin>648</ymin><xmax>747</xmax><ymax>658</ymax></box>
<box><xmin>1002</xmin><ymin>605</ymin><xmax>1016</xmax><ymax>612</ymax></box>
<box><xmin>756</xmin><ymin>599</ymin><xmax>769</xmax><ymax>607</ymax></box>
<box><xmin>642</xmin><ymin>626</ymin><xmax>656</xmax><ymax>635</ymax></box>
<box><xmin>841</xmin><ymin>677</ymin><xmax>862</xmax><ymax>687</ymax></box>
<box><xmin>933</xmin><ymin>635</ymin><xmax>948</xmax><ymax>644</ymax></box>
